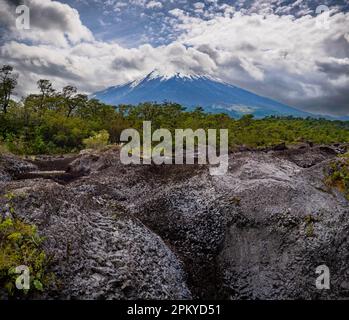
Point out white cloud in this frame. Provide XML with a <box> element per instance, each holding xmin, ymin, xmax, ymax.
<box><xmin>239</xmin><ymin>57</ymin><xmax>264</xmax><ymax>81</ymax></box>
<box><xmin>193</xmin><ymin>2</ymin><xmax>205</xmax><ymax>13</ymax></box>
<box><xmin>170</xmin><ymin>9</ymin><xmax>349</xmax><ymax>114</ymax></box>
<box><xmin>146</xmin><ymin>1</ymin><xmax>163</xmax><ymax>9</ymax></box>
<box><xmin>0</xmin><ymin>39</ymin><xmax>216</xmax><ymax>96</ymax></box>
<box><xmin>1</xmin><ymin>0</ymin><xmax>94</xmax><ymax>47</ymax></box>
<box><xmin>169</xmin><ymin>8</ymin><xmax>186</xmax><ymax>18</ymax></box>
<box><xmin>1</xmin><ymin>0</ymin><xmax>349</xmax><ymax>115</ymax></box>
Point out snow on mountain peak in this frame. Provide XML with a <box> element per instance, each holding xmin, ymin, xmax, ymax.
<box><xmin>130</xmin><ymin>69</ymin><xmax>206</xmax><ymax>87</ymax></box>
<box><xmin>92</xmin><ymin>68</ymin><xmax>313</xmax><ymax>119</ymax></box>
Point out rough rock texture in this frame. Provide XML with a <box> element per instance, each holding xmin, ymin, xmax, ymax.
<box><xmin>0</xmin><ymin>154</ymin><xmax>191</xmax><ymax>300</ymax></box>
<box><xmin>1</xmin><ymin>144</ymin><xmax>349</xmax><ymax>300</ymax></box>
<box><xmin>215</xmin><ymin>153</ymin><xmax>349</xmax><ymax>299</ymax></box>
<box><xmin>0</xmin><ymin>154</ymin><xmax>37</xmax><ymax>182</ymax></box>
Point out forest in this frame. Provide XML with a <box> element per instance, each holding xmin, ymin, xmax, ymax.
<box><xmin>1</xmin><ymin>65</ymin><xmax>349</xmax><ymax>155</ymax></box>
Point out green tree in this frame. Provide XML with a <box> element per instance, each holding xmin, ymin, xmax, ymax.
<box><xmin>0</xmin><ymin>65</ymin><xmax>17</xmax><ymax>114</ymax></box>
<box><xmin>37</xmin><ymin>79</ymin><xmax>55</xmax><ymax>113</ymax></box>
<box><xmin>61</xmin><ymin>85</ymin><xmax>88</xmax><ymax>117</ymax></box>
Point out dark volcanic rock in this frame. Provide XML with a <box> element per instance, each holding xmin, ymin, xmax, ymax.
<box><xmin>0</xmin><ymin>179</ymin><xmax>191</xmax><ymax>300</ymax></box>
<box><xmin>272</xmin><ymin>142</ymin><xmax>288</xmax><ymax>151</ymax></box>
<box><xmin>1</xmin><ymin>145</ymin><xmax>349</xmax><ymax>300</ymax></box>
<box><xmin>0</xmin><ymin>154</ymin><xmax>37</xmax><ymax>181</ymax></box>
<box><xmin>273</xmin><ymin>145</ymin><xmax>341</xmax><ymax>168</ymax></box>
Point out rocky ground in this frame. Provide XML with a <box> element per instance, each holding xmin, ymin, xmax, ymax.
<box><xmin>0</xmin><ymin>143</ymin><xmax>349</xmax><ymax>300</ymax></box>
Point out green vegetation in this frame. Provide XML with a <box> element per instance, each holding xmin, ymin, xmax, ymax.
<box><xmin>1</xmin><ymin>65</ymin><xmax>349</xmax><ymax>155</ymax></box>
<box><xmin>230</xmin><ymin>196</ymin><xmax>241</xmax><ymax>206</ymax></box>
<box><xmin>0</xmin><ymin>193</ymin><xmax>52</xmax><ymax>297</ymax></box>
<box><xmin>304</xmin><ymin>215</ymin><xmax>316</xmax><ymax>238</ymax></box>
<box><xmin>83</xmin><ymin>130</ymin><xmax>110</xmax><ymax>150</ymax></box>
<box><xmin>0</xmin><ymin>140</ymin><xmax>9</xmax><ymax>155</ymax></box>
<box><xmin>325</xmin><ymin>153</ymin><xmax>349</xmax><ymax>200</ymax></box>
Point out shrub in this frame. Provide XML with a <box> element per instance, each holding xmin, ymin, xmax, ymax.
<box><xmin>0</xmin><ymin>140</ymin><xmax>9</xmax><ymax>155</ymax></box>
<box><xmin>325</xmin><ymin>155</ymin><xmax>349</xmax><ymax>200</ymax></box>
<box><xmin>0</xmin><ymin>194</ymin><xmax>52</xmax><ymax>297</ymax></box>
<box><xmin>304</xmin><ymin>215</ymin><xmax>316</xmax><ymax>237</ymax></box>
<box><xmin>4</xmin><ymin>134</ymin><xmax>27</xmax><ymax>155</ymax></box>
<box><xmin>83</xmin><ymin>130</ymin><xmax>110</xmax><ymax>150</ymax></box>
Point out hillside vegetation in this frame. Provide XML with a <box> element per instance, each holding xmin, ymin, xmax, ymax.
<box><xmin>1</xmin><ymin>65</ymin><xmax>349</xmax><ymax>155</ymax></box>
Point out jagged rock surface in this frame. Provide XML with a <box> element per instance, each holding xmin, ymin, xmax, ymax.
<box><xmin>0</xmin><ymin>145</ymin><xmax>348</xmax><ymax>299</ymax></box>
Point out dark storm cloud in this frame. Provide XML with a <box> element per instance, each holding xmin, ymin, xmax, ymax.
<box><xmin>0</xmin><ymin>1</ymin><xmax>15</xmax><ymax>28</ymax></box>
<box><xmin>1</xmin><ymin>44</ymin><xmax>81</xmax><ymax>79</ymax></box>
<box><xmin>31</xmin><ymin>7</ymin><xmax>70</xmax><ymax>31</ymax></box>
<box><xmin>323</xmin><ymin>35</ymin><xmax>349</xmax><ymax>60</ymax></box>
<box><xmin>316</xmin><ymin>61</ymin><xmax>349</xmax><ymax>79</ymax></box>
<box><xmin>196</xmin><ymin>44</ymin><xmax>220</xmax><ymax>60</ymax></box>
<box><xmin>5</xmin><ymin>0</ymin><xmax>22</xmax><ymax>4</ymax></box>
<box><xmin>112</xmin><ymin>56</ymin><xmax>147</xmax><ymax>71</ymax></box>
<box><xmin>296</xmin><ymin>89</ymin><xmax>349</xmax><ymax>116</ymax></box>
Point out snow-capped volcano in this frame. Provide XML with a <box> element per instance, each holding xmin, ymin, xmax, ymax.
<box><xmin>92</xmin><ymin>70</ymin><xmax>313</xmax><ymax>118</ymax></box>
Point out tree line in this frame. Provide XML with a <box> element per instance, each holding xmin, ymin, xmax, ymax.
<box><xmin>1</xmin><ymin>65</ymin><xmax>349</xmax><ymax>155</ymax></box>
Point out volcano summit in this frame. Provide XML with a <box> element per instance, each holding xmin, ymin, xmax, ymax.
<box><xmin>92</xmin><ymin>70</ymin><xmax>313</xmax><ymax>118</ymax></box>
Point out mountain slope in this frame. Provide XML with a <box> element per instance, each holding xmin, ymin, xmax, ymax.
<box><xmin>92</xmin><ymin>70</ymin><xmax>313</xmax><ymax>118</ymax></box>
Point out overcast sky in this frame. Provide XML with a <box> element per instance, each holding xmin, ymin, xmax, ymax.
<box><xmin>0</xmin><ymin>0</ymin><xmax>348</xmax><ymax>116</ymax></box>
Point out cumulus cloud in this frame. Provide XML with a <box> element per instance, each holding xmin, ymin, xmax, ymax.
<box><xmin>0</xmin><ymin>0</ymin><xmax>94</xmax><ymax>46</ymax></box>
<box><xmin>171</xmin><ymin>8</ymin><xmax>349</xmax><ymax>115</ymax></box>
<box><xmin>1</xmin><ymin>38</ymin><xmax>216</xmax><ymax>96</ymax></box>
<box><xmin>0</xmin><ymin>0</ymin><xmax>348</xmax><ymax>116</ymax></box>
